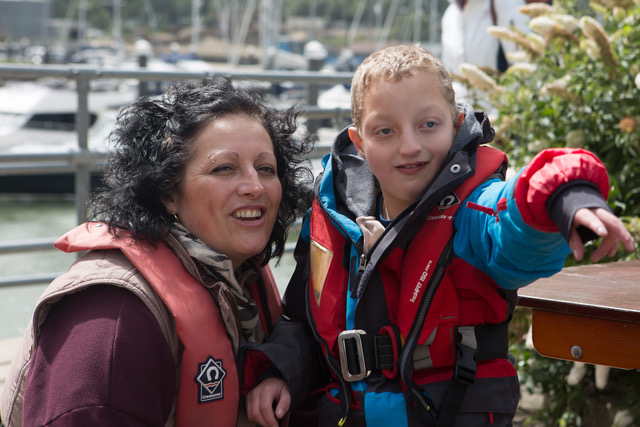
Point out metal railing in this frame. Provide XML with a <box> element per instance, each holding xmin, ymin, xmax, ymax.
<box><xmin>0</xmin><ymin>63</ymin><xmax>351</xmax><ymax>288</ymax></box>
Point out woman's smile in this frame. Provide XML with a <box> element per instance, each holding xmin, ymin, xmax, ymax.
<box><xmin>233</xmin><ymin>208</ymin><xmax>262</xmax><ymax>219</ymax></box>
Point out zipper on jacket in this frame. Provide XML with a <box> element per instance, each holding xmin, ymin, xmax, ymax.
<box><xmin>304</xmin><ymin>270</ymin><xmax>353</xmax><ymax>423</ymax></box>
<box><xmin>401</xmin><ymin>266</ymin><xmax>441</xmax><ymax>418</ymax></box>
<box><xmin>399</xmin><ymin>238</ymin><xmax>454</xmax><ymax>420</ymax></box>
<box><xmin>357</xmin><ymin>253</ymin><xmax>367</xmax><ymax>275</ymax></box>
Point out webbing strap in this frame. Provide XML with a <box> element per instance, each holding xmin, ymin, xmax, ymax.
<box><xmin>434</xmin><ymin>322</ymin><xmax>510</xmax><ymax>426</ymax></box>
<box><xmin>435</xmin><ymin>333</ymin><xmax>477</xmax><ymax>426</ymax></box>
<box><xmin>435</xmin><ymin>371</ymin><xmax>472</xmax><ymax>426</ymax></box>
<box><xmin>339</xmin><ymin>330</ymin><xmax>399</xmax><ymax>381</ymax></box>
<box><xmin>339</xmin><ymin>321</ymin><xmax>509</xmax><ymax>383</ymax></box>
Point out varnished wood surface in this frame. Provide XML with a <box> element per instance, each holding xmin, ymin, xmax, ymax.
<box><xmin>529</xmin><ymin>309</ymin><xmax>640</xmax><ymax>369</ymax></box>
<box><xmin>518</xmin><ymin>260</ymin><xmax>640</xmax><ymax>369</ymax></box>
<box><xmin>518</xmin><ymin>260</ymin><xmax>640</xmax><ymax>322</ymax></box>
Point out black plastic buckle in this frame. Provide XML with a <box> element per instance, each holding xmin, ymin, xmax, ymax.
<box><xmin>454</xmin><ymin>343</ymin><xmax>477</xmax><ymax>385</ymax></box>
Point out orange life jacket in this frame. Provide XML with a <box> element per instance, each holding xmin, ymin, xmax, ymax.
<box><xmin>55</xmin><ymin>222</ymin><xmax>282</xmax><ymax>427</ymax></box>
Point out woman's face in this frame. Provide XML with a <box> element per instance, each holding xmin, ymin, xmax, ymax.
<box><xmin>164</xmin><ymin>114</ymin><xmax>282</xmax><ymax>270</ymax></box>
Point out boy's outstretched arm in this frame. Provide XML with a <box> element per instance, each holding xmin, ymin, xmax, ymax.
<box><xmin>453</xmin><ymin>147</ymin><xmax>637</xmax><ymax>290</ymax></box>
<box><xmin>570</xmin><ymin>207</ymin><xmax>635</xmax><ymax>262</ymax></box>
<box><xmin>517</xmin><ymin>147</ymin><xmax>635</xmax><ymax>262</ymax></box>
<box><xmin>246</xmin><ymin>378</ymin><xmax>290</xmax><ymax>427</ymax></box>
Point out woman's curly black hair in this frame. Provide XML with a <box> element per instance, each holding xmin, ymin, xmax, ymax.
<box><xmin>88</xmin><ymin>76</ymin><xmax>315</xmax><ymax>265</ymax></box>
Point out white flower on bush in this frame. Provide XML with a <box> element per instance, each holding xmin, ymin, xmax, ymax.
<box><xmin>519</xmin><ymin>2</ymin><xmax>554</xmax><ymax>18</ymax></box>
<box><xmin>506</xmin><ymin>51</ymin><xmax>530</xmax><ymax>63</ymax></box>
<box><xmin>540</xmin><ymin>75</ymin><xmax>570</xmax><ymax>93</ymax></box>
<box><xmin>580</xmin><ymin>39</ymin><xmax>601</xmax><ymax>60</ymax></box>
<box><xmin>550</xmin><ymin>14</ymin><xmax>580</xmax><ymax>33</ymax></box>
<box><xmin>580</xmin><ymin>16</ymin><xmax>617</xmax><ymax>69</ymax></box>
<box><xmin>526</xmin><ymin>33</ymin><xmax>547</xmax><ymax>55</ymax></box>
<box><xmin>635</xmin><ymin>73</ymin><xmax>640</xmax><ymax>90</ymax></box>
<box><xmin>580</xmin><ymin>16</ymin><xmax>605</xmax><ymax>41</ymax></box>
<box><xmin>540</xmin><ymin>75</ymin><xmax>580</xmax><ymax>102</ymax></box>
<box><xmin>507</xmin><ymin>62</ymin><xmax>537</xmax><ymax>76</ymax></box>
<box><xmin>459</xmin><ymin>63</ymin><xmax>503</xmax><ymax>94</ymax></box>
<box><xmin>530</xmin><ymin>16</ymin><xmax>562</xmax><ymax>39</ymax></box>
<box><xmin>487</xmin><ymin>26</ymin><xmax>544</xmax><ymax>59</ymax></box>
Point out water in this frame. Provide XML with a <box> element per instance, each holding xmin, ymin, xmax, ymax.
<box><xmin>0</xmin><ymin>197</ymin><xmax>76</xmax><ymax>339</ymax></box>
<box><xmin>0</xmin><ymin>196</ymin><xmax>297</xmax><ymax>340</ymax></box>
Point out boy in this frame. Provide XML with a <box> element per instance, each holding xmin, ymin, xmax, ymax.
<box><xmin>244</xmin><ymin>44</ymin><xmax>635</xmax><ymax>426</ymax></box>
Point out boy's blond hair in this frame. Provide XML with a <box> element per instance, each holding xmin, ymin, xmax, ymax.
<box><xmin>350</xmin><ymin>44</ymin><xmax>458</xmax><ymax>130</ymax></box>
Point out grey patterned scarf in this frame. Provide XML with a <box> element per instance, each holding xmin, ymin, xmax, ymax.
<box><xmin>168</xmin><ymin>222</ymin><xmax>261</xmax><ymax>346</ymax></box>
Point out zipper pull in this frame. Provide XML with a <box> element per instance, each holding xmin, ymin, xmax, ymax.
<box><xmin>357</xmin><ymin>253</ymin><xmax>367</xmax><ymax>275</ymax></box>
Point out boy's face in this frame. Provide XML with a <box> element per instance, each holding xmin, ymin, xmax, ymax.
<box><xmin>349</xmin><ymin>72</ymin><xmax>463</xmax><ymax>219</ymax></box>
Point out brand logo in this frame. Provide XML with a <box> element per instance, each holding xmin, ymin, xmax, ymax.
<box><xmin>194</xmin><ymin>356</ymin><xmax>226</xmax><ymax>403</ymax></box>
<box><xmin>411</xmin><ymin>260</ymin><xmax>432</xmax><ymax>303</ymax></box>
<box><xmin>437</xmin><ymin>192</ymin><xmax>460</xmax><ymax>212</ymax></box>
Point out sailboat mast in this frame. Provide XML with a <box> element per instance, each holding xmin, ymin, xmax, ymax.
<box><xmin>413</xmin><ymin>0</ymin><xmax>422</xmax><ymax>43</ymax></box>
<box><xmin>191</xmin><ymin>0</ymin><xmax>202</xmax><ymax>54</ymax></box>
<box><xmin>113</xmin><ymin>0</ymin><xmax>123</xmax><ymax>53</ymax></box>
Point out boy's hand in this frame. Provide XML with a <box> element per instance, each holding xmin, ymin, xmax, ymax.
<box><xmin>246</xmin><ymin>377</ymin><xmax>290</xmax><ymax>427</ymax></box>
<box><xmin>570</xmin><ymin>208</ymin><xmax>636</xmax><ymax>262</ymax></box>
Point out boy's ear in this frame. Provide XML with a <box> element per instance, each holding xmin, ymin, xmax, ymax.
<box><xmin>348</xmin><ymin>127</ymin><xmax>365</xmax><ymax>156</ymax></box>
<box><xmin>454</xmin><ymin>112</ymin><xmax>464</xmax><ymax>134</ymax></box>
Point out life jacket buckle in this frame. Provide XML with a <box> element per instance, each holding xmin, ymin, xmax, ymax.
<box><xmin>454</xmin><ymin>342</ymin><xmax>478</xmax><ymax>385</ymax></box>
<box><xmin>337</xmin><ymin>329</ymin><xmax>371</xmax><ymax>382</ymax></box>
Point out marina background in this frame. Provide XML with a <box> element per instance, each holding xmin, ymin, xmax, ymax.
<box><xmin>0</xmin><ymin>196</ymin><xmax>299</xmax><ymax>341</ymax></box>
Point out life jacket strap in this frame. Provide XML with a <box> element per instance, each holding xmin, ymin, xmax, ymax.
<box><xmin>434</xmin><ymin>322</ymin><xmax>510</xmax><ymax>426</ymax></box>
<box><xmin>337</xmin><ymin>322</ymin><xmax>508</xmax><ymax>384</ymax></box>
<box><xmin>337</xmin><ymin>326</ymin><xmax>402</xmax><ymax>382</ymax></box>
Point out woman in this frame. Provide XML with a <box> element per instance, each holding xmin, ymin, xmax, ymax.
<box><xmin>0</xmin><ymin>77</ymin><xmax>314</xmax><ymax>427</ymax></box>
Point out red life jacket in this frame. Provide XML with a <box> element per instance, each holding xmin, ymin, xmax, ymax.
<box><xmin>55</xmin><ymin>222</ymin><xmax>282</xmax><ymax>427</ymax></box>
<box><xmin>306</xmin><ymin>146</ymin><xmax>515</xmax><ymax>421</ymax></box>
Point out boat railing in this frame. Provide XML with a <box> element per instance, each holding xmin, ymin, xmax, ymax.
<box><xmin>0</xmin><ymin>63</ymin><xmax>350</xmax><ymax>288</ymax></box>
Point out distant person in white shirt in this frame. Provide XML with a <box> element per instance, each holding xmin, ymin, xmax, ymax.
<box><xmin>441</xmin><ymin>0</ymin><xmax>549</xmax><ymax>105</ymax></box>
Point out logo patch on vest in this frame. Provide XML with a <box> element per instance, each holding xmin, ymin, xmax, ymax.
<box><xmin>194</xmin><ymin>356</ymin><xmax>227</xmax><ymax>403</ymax></box>
<box><xmin>437</xmin><ymin>192</ymin><xmax>460</xmax><ymax>212</ymax></box>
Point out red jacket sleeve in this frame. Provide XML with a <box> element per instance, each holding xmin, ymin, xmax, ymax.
<box><xmin>515</xmin><ymin>148</ymin><xmax>610</xmax><ymax>232</ymax></box>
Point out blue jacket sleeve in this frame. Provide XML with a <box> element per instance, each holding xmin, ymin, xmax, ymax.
<box><xmin>453</xmin><ymin>174</ymin><xmax>571</xmax><ymax>290</ymax></box>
